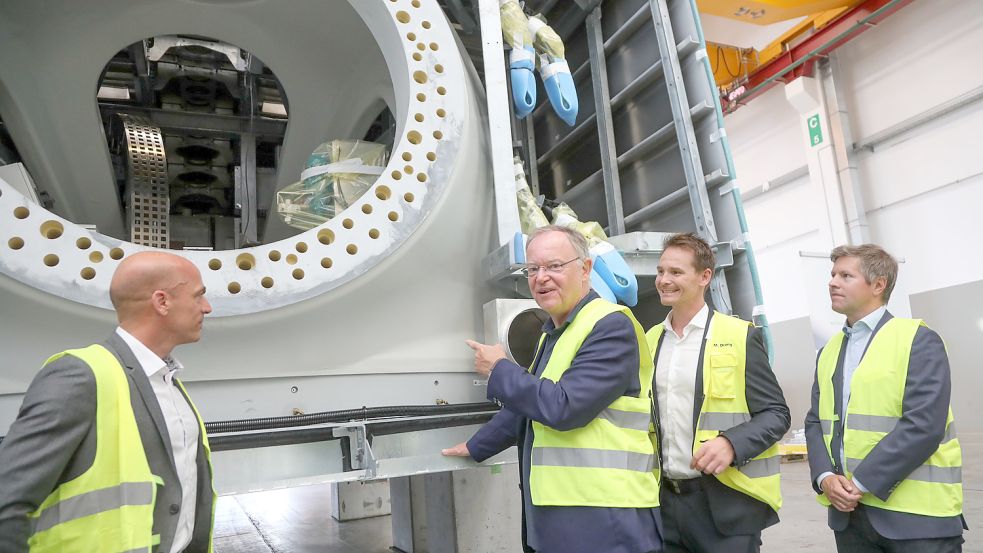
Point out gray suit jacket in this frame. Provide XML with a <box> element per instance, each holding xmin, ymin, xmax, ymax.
<box><xmin>804</xmin><ymin>311</ymin><xmax>965</xmax><ymax>539</ymax></box>
<box><xmin>0</xmin><ymin>334</ymin><xmax>214</xmax><ymax>553</ymax></box>
<box><xmin>652</xmin><ymin>312</ymin><xmax>791</xmax><ymax>536</ymax></box>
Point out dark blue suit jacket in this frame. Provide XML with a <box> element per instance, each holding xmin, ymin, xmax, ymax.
<box><xmin>467</xmin><ymin>292</ymin><xmax>662</xmax><ymax>553</ymax></box>
<box><xmin>804</xmin><ymin>310</ymin><xmax>966</xmax><ymax>539</ymax></box>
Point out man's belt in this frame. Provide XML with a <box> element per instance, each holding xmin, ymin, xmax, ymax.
<box><xmin>664</xmin><ymin>477</ymin><xmax>702</xmax><ymax>495</ymax></box>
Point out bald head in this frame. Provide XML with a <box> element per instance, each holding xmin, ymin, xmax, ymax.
<box><xmin>110</xmin><ymin>251</ymin><xmax>199</xmax><ymax>322</ymax></box>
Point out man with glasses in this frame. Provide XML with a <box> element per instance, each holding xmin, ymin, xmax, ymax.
<box><xmin>443</xmin><ymin>225</ymin><xmax>663</xmax><ymax>553</ymax></box>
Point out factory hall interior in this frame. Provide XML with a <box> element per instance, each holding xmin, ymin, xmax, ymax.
<box><xmin>0</xmin><ymin>0</ymin><xmax>980</xmax><ymax>551</ymax></box>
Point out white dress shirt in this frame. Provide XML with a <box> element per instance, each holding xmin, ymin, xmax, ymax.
<box><xmin>655</xmin><ymin>304</ymin><xmax>710</xmax><ymax>480</ymax></box>
<box><xmin>816</xmin><ymin>306</ymin><xmax>886</xmax><ymax>493</ymax></box>
<box><xmin>116</xmin><ymin>328</ymin><xmax>199</xmax><ymax>553</ymax></box>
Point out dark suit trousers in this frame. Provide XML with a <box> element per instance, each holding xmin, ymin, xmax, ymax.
<box><xmin>660</xmin><ymin>486</ymin><xmax>760</xmax><ymax>553</ymax></box>
<box><xmin>835</xmin><ymin>507</ymin><xmax>964</xmax><ymax>553</ymax></box>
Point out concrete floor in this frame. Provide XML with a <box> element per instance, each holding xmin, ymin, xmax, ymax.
<box><xmin>215</xmin><ymin>433</ymin><xmax>981</xmax><ymax>552</ymax></box>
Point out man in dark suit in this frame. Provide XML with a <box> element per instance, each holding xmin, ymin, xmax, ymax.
<box><xmin>0</xmin><ymin>251</ymin><xmax>215</xmax><ymax>553</ymax></box>
<box><xmin>442</xmin><ymin>225</ymin><xmax>663</xmax><ymax>553</ymax></box>
<box><xmin>805</xmin><ymin>244</ymin><xmax>965</xmax><ymax>552</ymax></box>
<box><xmin>647</xmin><ymin>233</ymin><xmax>789</xmax><ymax>553</ymax></box>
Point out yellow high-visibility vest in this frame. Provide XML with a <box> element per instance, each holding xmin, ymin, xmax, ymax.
<box><xmin>26</xmin><ymin>344</ymin><xmax>216</xmax><ymax>552</ymax></box>
<box><xmin>646</xmin><ymin>312</ymin><xmax>782</xmax><ymax>512</ymax></box>
<box><xmin>529</xmin><ymin>298</ymin><xmax>661</xmax><ymax>507</ymax></box>
<box><xmin>816</xmin><ymin>317</ymin><xmax>962</xmax><ymax>516</ymax></box>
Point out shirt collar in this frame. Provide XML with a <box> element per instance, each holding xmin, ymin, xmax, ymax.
<box><xmin>662</xmin><ymin>303</ymin><xmax>709</xmax><ymax>338</ymax></box>
<box><xmin>843</xmin><ymin>305</ymin><xmax>887</xmax><ymax>335</ymax></box>
<box><xmin>542</xmin><ymin>290</ymin><xmax>599</xmax><ymax>335</ymax></box>
<box><xmin>115</xmin><ymin>327</ymin><xmax>183</xmax><ymax>380</ymax></box>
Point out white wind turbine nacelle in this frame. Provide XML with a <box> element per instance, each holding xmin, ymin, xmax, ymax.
<box><xmin>0</xmin><ymin>0</ymin><xmax>496</xmax><ymax>402</ymax></box>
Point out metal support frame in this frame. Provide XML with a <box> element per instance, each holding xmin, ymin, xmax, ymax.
<box><xmin>648</xmin><ymin>0</ymin><xmax>732</xmax><ymax>313</ymax></box>
<box><xmin>146</xmin><ymin>35</ymin><xmax>246</xmax><ymax>71</ymax></box>
<box><xmin>335</xmin><ymin>424</ymin><xmax>378</xmax><ymax>479</ymax></box>
<box><xmin>478</xmin><ymin>0</ymin><xmax>521</xmax><ymax>246</ymax></box>
<box><xmin>130</xmin><ymin>42</ymin><xmax>153</xmax><ymax>107</ymax></box>
<box><xmin>586</xmin><ymin>7</ymin><xmax>626</xmax><ymax>236</ymax></box>
<box><xmin>523</xmin><ymin>117</ymin><xmax>540</xmax><ymax>196</ymax></box>
<box><xmin>822</xmin><ymin>55</ymin><xmax>870</xmax><ymax>244</ymax></box>
<box><xmin>723</xmin><ymin>0</ymin><xmax>914</xmax><ymax>112</ymax></box>
<box><xmin>552</xmin><ymin>41</ymin><xmax>703</xmax><ymax>205</ymax></box>
<box><xmin>234</xmin><ymin>132</ymin><xmax>258</xmax><ymax>246</ymax></box>
<box><xmin>100</xmin><ymin>104</ymin><xmax>286</xmax><ymax>140</ymax></box>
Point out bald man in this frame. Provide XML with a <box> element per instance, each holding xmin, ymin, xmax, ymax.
<box><xmin>0</xmin><ymin>251</ymin><xmax>216</xmax><ymax>553</ymax></box>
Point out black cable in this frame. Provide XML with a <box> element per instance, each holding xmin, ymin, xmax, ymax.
<box><xmin>713</xmin><ymin>45</ymin><xmax>743</xmax><ymax>80</ymax></box>
<box><xmin>208</xmin><ymin>412</ymin><xmax>496</xmax><ymax>452</ymax></box>
<box><xmin>0</xmin><ymin>403</ymin><xmax>501</xmax><ymax>445</ymax></box>
<box><xmin>204</xmin><ymin>401</ymin><xmax>499</xmax><ymax>434</ymax></box>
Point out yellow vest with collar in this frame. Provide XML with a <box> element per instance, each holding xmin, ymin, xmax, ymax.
<box><xmin>529</xmin><ymin>298</ymin><xmax>661</xmax><ymax>507</ymax></box>
<box><xmin>646</xmin><ymin>311</ymin><xmax>782</xmax><ymax>512</ymax></box>
<box><xmin>815</xmin><ymin>317</ymin><xmax>962</xmax><ymax>516</ymax></box>
<box><xmin>26</xmin><ymin>344</ymin><xmax>216</xmax><ymax>553</ymax></box>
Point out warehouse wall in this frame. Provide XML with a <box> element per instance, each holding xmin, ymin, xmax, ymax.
<box><xmin>723</xmin><ymin>0</ymin><xmax>983</xmax><ymax>431</ymax></box>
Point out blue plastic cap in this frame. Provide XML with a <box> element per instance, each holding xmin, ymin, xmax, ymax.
<box><xmin>510</xmin><ymin>47</ymin><xmax>537</xmax><ymax>118</ymax></box>
<box><xmin>543</xmin><ymin>60</ymin><xmax>578</xmax><ymax>126</ymax></box>
<box><xmin>592</xmin><ymin>250</ymin><xmax>639</xmax><ymax>307</ymax></box>
<box><xmin>590</xmin><ymin>269</ymin><xmax>617</xmax><ymax>303</ymax></box>
<box><xmin>513</xmin><ymin>232</ymin><xmax>526</xmax><ymax>264</ymax></box>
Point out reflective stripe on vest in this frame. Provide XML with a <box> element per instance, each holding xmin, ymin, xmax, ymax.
<box><xmin>820</xmin><ymin>419</ymin><xmax>833</xmax><ymax>435</ymax></box>
<box><xmin>597</xmin><ymin>407</ymin><xmax>653</xmax><ymax>432</ymax></box>
<box><xmin>816</xmin><ymin>317</ymin><xmax>963</xmax><ymax>518</ymax></box>
<box><xmin>532</xmin><ymin>447</ymin><xmax>659</xmax><ymax>472</ymax></box>
<box><xmin>698</xmin><ymin>412</ymin><xmax>751</xmax><ymax>431</ymax></box>
<box><xmin>846</xmin><ymin>458</ymin><xmax>961</xmax><ymax>484</ymax></box>
<box><xmin>844</xmin><ymin>415</ymin><xmax>958</xmax><ymax>444</ymax></box>
<box><xmin>646</xmin><ymin>311</ymin><xmax>783</xmax><ymax>512</ymax></box>
<box><xmin>27</xmin><ymin>345</ymin><xmax>158</xmax><ymax>553</ymax></box>
<box><xmin>738</xmin><ymin>457</ymin><xmax>781</xmax><ymax>478</ymax></box>
<box><xmin>529</xmin><ymin>298</ymin><xmax>661</xmax><ymax>508</ymax></box>
<box><xmin>29</xmin><ymin>482</ymin><xmax>154</xmax><ymax>535</ymax></box>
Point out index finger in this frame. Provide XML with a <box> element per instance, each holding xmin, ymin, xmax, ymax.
<box><xmin>464</xmin><ymin>339</ymin><xmax>483</xmax><ymax>351</ymax></box>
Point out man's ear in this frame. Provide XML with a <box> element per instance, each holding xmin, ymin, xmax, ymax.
<box><xmin>871</xmin><ymin>276</ymin><xmax>888</xmax><ymax>300</ymax></box>
<box><xmin>700</xmin><ymin>267</ymin><xmax>713</xmax><ymax>287</ymax></box>
<box><xmin>582</xmin><ymin>257</ymin><xmax>593</xmax><ymax>283</ymax></box>
<box><xmin>151</xmin><ymin>289</ymin><xmax>169</xmax><ymax>315</ymax></box>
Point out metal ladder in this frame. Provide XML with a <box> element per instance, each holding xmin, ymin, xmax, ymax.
<box><xmin>477</xmin><ymin>0</ymin><xmax>767</xmax><ymax>322</ymax></box>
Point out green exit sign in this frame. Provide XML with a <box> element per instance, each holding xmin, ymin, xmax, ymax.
<box><xmin>807</xmin><ymin>114</ymin><xmax>823</xmax><ymax>147</ymax></box>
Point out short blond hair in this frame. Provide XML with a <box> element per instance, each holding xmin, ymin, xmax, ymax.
<box><xmin>830</xmin><ymin>244</ymin><xmax>898</xmax><ymax>302</ymax></box>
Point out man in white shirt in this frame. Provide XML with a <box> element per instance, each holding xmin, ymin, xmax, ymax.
<box><xmin>0</xmin><ymin>251</ymin><xmax>216</xmax><ymax>553</ymax></box>
<box><xmin>647</xmin><ymin>233</ymin><xmax>789</xmax><ymax>553</ymax></box>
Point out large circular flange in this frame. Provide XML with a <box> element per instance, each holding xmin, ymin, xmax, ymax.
<box><xmin>0</xmin><ymin>0</ymin><xmax>466</xmax><ymax>316</ymax></box>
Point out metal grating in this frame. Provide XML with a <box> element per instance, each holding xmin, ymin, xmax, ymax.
<box><xmin>118</xmin><ymin>114</ymin><xmax>169</xmax><ymax>248</ymax></box>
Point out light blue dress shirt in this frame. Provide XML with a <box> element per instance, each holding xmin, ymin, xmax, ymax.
<box><xmin>818</xmin><ymin>305</ymin><xmax>887</xmax><ymax>493</ymax></box>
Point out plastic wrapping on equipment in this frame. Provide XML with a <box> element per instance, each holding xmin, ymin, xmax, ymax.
<box><xmin>276</xmin><ymin>139</ymin><xmax>387</xmax><ymax>231</ymax></box>
<box><xmin>514</xmin><ymin>156</ymin><xmax>549</xmax><ymax>235</ymax></box>
<box><xmin>551</xmin><ymin>202</ymin><xmax>607</xmax><ymax>246</ymax></box>
<box><xmin>550</xmin><ymin>203</ymin><xmax>639</xmax><ymax>306</ymax></box>
<box><xmin>499</xmin><ymin>0</ymin><xmax>532</xmax><ymax>50</ymax></box>
<box><xmin>528</xmin><ymin>14</ymin><xmax>564</xmax><ymax>59</ymax></box>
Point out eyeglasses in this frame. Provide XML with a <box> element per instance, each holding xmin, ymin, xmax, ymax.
<box><xmin>520</xmin><ymin>257</ymin><xmax>583</xmax><ymax>278</ymax></box>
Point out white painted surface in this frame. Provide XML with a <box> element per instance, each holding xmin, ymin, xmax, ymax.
<box><xmin>726</xmin><ymin>0</ymin><xmax>983</xmax><ymax>325</ymax></box>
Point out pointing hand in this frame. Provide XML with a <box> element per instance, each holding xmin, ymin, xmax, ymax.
<box><xmin>465</xmin><ymin>339</ymin><xmax>506</xmax><ymax>377</ymax></box>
